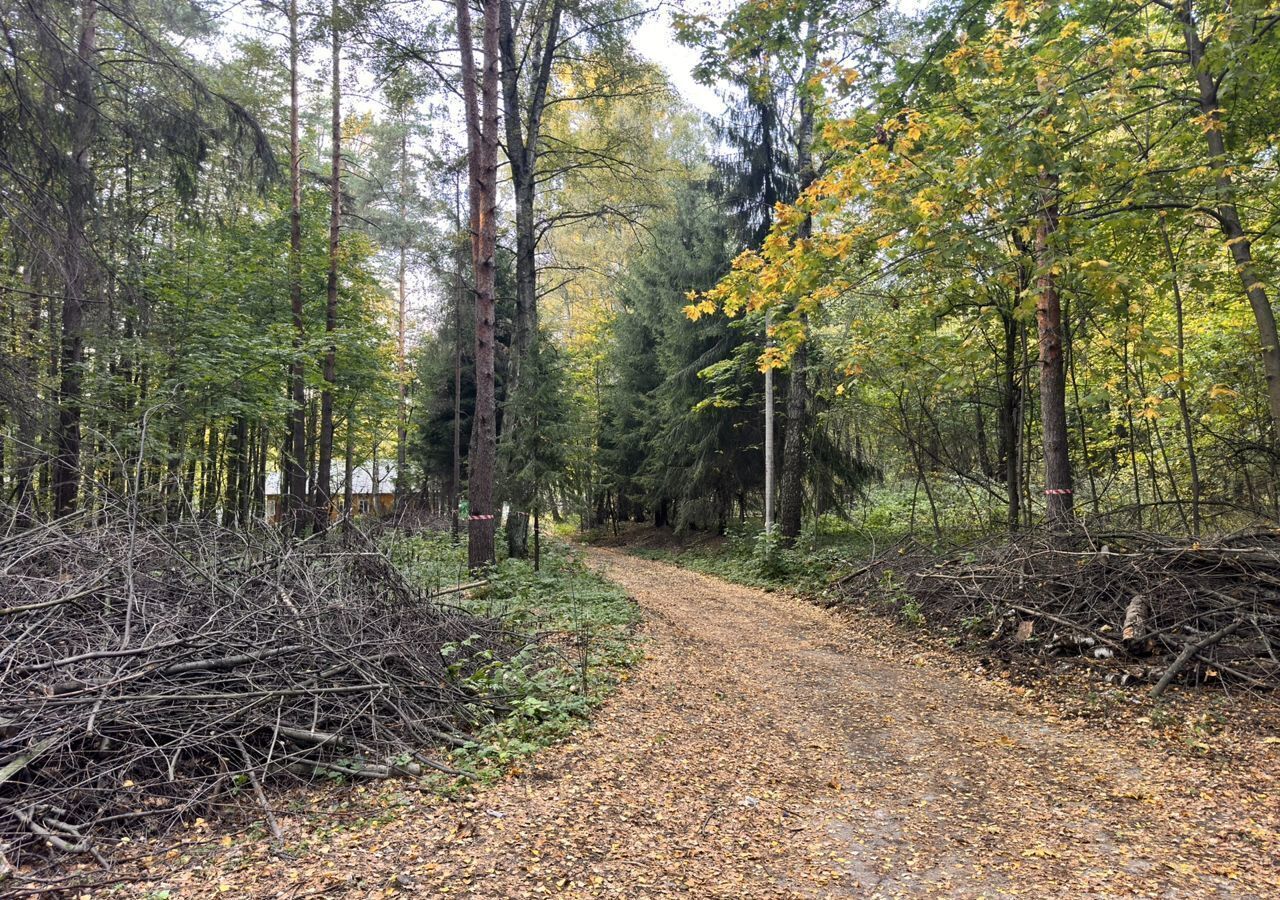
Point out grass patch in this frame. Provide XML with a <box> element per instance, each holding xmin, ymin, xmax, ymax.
<box><xmin>609</xmin><ymin>521</ymin><xmax>866</xmax><ymax>594</ymax></box>
<box><xmin>592</xmin><ymin>482</ymin><xmax>1006</xmax><ymax>597</ymax></box>
<box><xmin>391</xmin><ymin>534</ymin><xmax>640</xmax><ymax>786</ymax></box>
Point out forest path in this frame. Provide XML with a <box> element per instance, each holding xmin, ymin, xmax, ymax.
<box><xmin>538</xmin><ymin>549</ymin><xmax>1277</xmax><ymax>899</ymax></box>
<box><xmin>134</xmin><ymin>548</ymin><xmax>1278</xmax><ymax>899</ymax></box>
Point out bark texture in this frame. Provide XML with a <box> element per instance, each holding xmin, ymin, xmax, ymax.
<box><xmin>284</xmin><ymin>0</ymin><xmax>308</xmax><ymax>534</ymax></box>
<box><xmin>53</xmin><ymin>0</ymin><xmax>98</xmax><ymax>517</ymax></box>
<box><xmin>778</xmin><ymin>30</ymin><xmax>817</xmax><ymax>546</ymax></box>
<box><xmin>315</xmin><ymin>0</ymin><xmax>342</xmax><ymax>534</ymax></box>
<box><xmin>1035</xmin><ymin>171</ymin><xmax>1074</xmax><ymax>527</ymax></box>
<box><xmin>498</xmin><ymin>0</ymin><xmax>561</xmax><ymax>393</ymax></box>
<box><xmin>459</xmin><ymin>0</ymin><xmax>501</xmax><ymax>568</ymax></box>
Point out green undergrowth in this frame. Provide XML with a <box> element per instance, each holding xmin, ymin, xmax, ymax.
<box><xmin>618</xmin><ymin>515</ymin><xmax>886</xmax><ymax>593</ymax></box>
<box><xmin>392</xmin><ymin>532</ymin><xmax>640</xmax><ymax>789</ymax></box>
<box><xmin>616</xmin><ymin>519</ymin><xmax>974</xmax><ymax>634</ymax></box>
<box><xmin>622</xmin><ymin>525</ymin><xmax>942</xmax><ymax>637</ymax></box>
<box><xmin>625</xmin><ymin>527</ymin><xmax>831</xmax><ymax>592</ymax></box>
<box><xmin>599</xmin><ymin>482</ymin><xmax>1007</xmax><ymax>598</ymax></box>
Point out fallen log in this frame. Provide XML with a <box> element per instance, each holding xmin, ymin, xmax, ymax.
<box><xmin>1122</xmin><ymin>594</ymin><xmax>1149</xmax><ymax>644</ymax></box>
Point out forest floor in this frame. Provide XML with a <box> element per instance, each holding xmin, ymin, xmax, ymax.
<box><xmin>102</xmin><ymin>548</ymin><xmax>1277</xmax><ymax>899</ymax></box>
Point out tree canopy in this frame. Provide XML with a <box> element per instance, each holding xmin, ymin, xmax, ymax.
<box><xmin>2</xmin><ymin>0</ymin><xmax>1279</xmax><ymax>541</ymax></box>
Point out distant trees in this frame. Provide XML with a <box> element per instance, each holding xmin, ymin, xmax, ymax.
<box><xmin>677</xmin><ymin>0</ymin><xmax>880</xmax><ymax>542</ymax></box>
<box><xmin>0</xmin><ymin>0</ymin><xmax>404</xmax><ymax>529</ymax></box>
<box><xmin>7</xmin><ymin>0</ymin><xmax>1280</xmax><ymax>546</ymax></box>
<box><xmin>599</xmin><ymin>180</ymin><xmax>761</xmax><ymax>532</ymax></box>
<box><xmin>1167</xmin><ymin>0</ymin><xmax>1280</xmax><ymax>452</ymax></box>
<box><xmin>500</xmin><ymin>335</ymin><xmax>571</xmax><ymax>566</ymax></box>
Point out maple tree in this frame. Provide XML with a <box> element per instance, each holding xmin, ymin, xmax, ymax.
<box><xmin>686</xmin><ymin>0</ymin><xmax>1280</xmax><ymax>532</ymax></box>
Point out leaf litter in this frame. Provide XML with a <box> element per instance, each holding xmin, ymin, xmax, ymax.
<box><xmin>67</xmin><ymin>548</ymin><xmax>1279</xmax><ymax>898</ymax></box>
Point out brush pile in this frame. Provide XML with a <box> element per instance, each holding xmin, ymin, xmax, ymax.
<box><xmin>0</xmin><ymin>516</ymin><xmax>508</xmax><ymax>870</ymax></box>
<box><xmin>831</xmin><ymin>529</ymin><xmax>1280</xmax><ymax>693</ymax></box>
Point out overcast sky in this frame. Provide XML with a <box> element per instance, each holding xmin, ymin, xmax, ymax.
<box><xmin>627</xmin><ymin>0</ymin><xmax>926</xmax><ymax>117</ymax></box>
<box><xmin>210</xmin><ymin>0</ymin><xmax>921</xmax><ymax>120</ymax></box>
<box><xmin>630</xmin><ymin>3</ymin><xmax>724</xmax><ymax>115</ymax></box>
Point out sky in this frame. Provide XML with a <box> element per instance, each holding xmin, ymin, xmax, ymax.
<box><xmin>202</xmin><ymin>0</ymin><xmax>926</xmax><ymax>325</ymax></box>
<box><xmin>630</xmin><ymin>3</ymin><xmax>724</xmax><ymax>115</ymax></box>
<box><xmin>627</xmin><ymin>0</ymin><xmax>927</xmax><ymax>117</ymax></box>
<box><xmin>210</xmin><ymin>0</ymin><xmax>923</xmax><ymax>121</ymax></box>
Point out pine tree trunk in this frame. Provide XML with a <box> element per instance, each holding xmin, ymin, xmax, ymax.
<box><xmin>202</xmin><ymin>423</ymin><xmax>220</xmax><ymax>520</ymax></box>
<box><xmin>315</xmin><ymin>0</ymin><xmax>342</xmax><ymax>535</ymax></box>
<box><xmin>242</xmin><ymin>421</ymin><xmax>256</xmax><ymax>523</ymax></box>
<box><xmin>498</xmin><ymin>0</ymin><xmax>561</xmax><ymax>399</ymax></box>
<box><xmin>54</xmin><ymin>0</ymin><xmax>98</xmax><ymax>518</ymax></box>
<box><xmin>1035</xmin><ymin>171</ymin><xmax>1074</xmax><ymax>527</ymax></box>
<box><xmin>499</xmin><ymin>0</ymin><xmax>562</xmax><ymax>531</ymax></box>
<box><xmin>284</xmin><ymin>0</ymin><xmax>308</xmax><ymax>535</ymax></box>
<box><xmin>452</xmin><ymin>174</ymin><xmax>464</xmax><ymax>540</ymax></box>
<box><xmin>507</xmin><ymin>510</ymin><xmax>529</xmax><ymax>558</ymax></box>
<box><xmin>14</xmin><ymin>270</ymin><xmax>42</xmax><ymax>525</ymax></box>
<box><xmin>252</xmin><ymin>424</ymin><xmax>267</xmax><ymax>520</ymax></box>
<box><xmin>306</xmin><ymin>396</ymin><xmax>318</xmax><ymax>503</ymax></box>
<box><xmin>223</xmin><ymin>417</ymin><xmax>246</xmax><ymax>527</ymax></box>
<box><xmin>779</xmin><ymin>347</ymin><xmax>809</xmax><ymax>543</ymax></box>
<box><xmin>343</xmin><ymin>407</ymin><xmax>355</xmax><ymax>526</ymax></box>
<box><xmin>778</xmin><ymin>27</ymin><xmax>818</xmax><ymax>546</ymax></box>
<box><xmin>764</xmin><ymin>306</ymin><xmax>775</xmax><ymax>533</ymax></box>
<box><xmin>459</xmin><ymin>0</ymin><xmax>501</xmax><ymax>568</ymax></box>
<box><xmin>395</xmin><ymin>145</ymin><xmax>409</xmax><ymax>508</ymax></box>
<box><xmin>508</xmin><ymin>169</ymin><xmax>537</xmax><ymax>399</ymax></box>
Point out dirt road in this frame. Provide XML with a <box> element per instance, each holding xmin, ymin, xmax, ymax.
<box><xmin>117</xmin><ymin>548</ymin><xmax>1280</xmax><ymax>898</ymax></box>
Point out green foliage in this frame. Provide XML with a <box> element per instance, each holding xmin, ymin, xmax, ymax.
<box><xmin>7</xmin><ymin>0</ymin><xmax>1280</xmax><ymax>574</ymax></box>
<box><xmin>395</xmin><ymin>534</ymin><xmax>639</xmax><ymax>783</ymax></box>
<box><xmin>598</xmin><ymin>180</ymin><xmax>767</xmax><ymax>532</ymax></box>
<box><xmin>685</xmin><ymin>0</ymin><xmax>1280</xmax><ymax>533</ymax></box>
<box><xmin>614</xmin><ymin>481</ymin><xmax>1014</xmax><ymax>595</ymax></box>
<box><xmin>500</xmin><ymin>337</ymin><xmax>573</xmax><ymax>511</ymax></box>
<box><xmin>648</xmin><ymin>523</ymin><xmax>827</xmax><ymax>590</ymax></box>
<box><xmin>875</xmin><ymin>569</ymin><xmax>924</xmax><ymax>627</ymax></box>
<box><xmin>408</xmin><ymin>241</ymin><xmax>519</xmax><ymax>494</ymax></box>
<box><xmin>386</xmin><ymin>529</ymin><xmax>470</xmax><ymax>593</ymax></box>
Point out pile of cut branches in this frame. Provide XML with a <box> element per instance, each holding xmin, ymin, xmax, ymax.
<box><xmin>831</xmin><ymin>529</ymin><xmax>1280</xmax><ymax>694</ymax></box>
<box><xmin>0</xmin><ymin>514</ymin><xmax>508</xmax><ymax>871</ymax></box>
